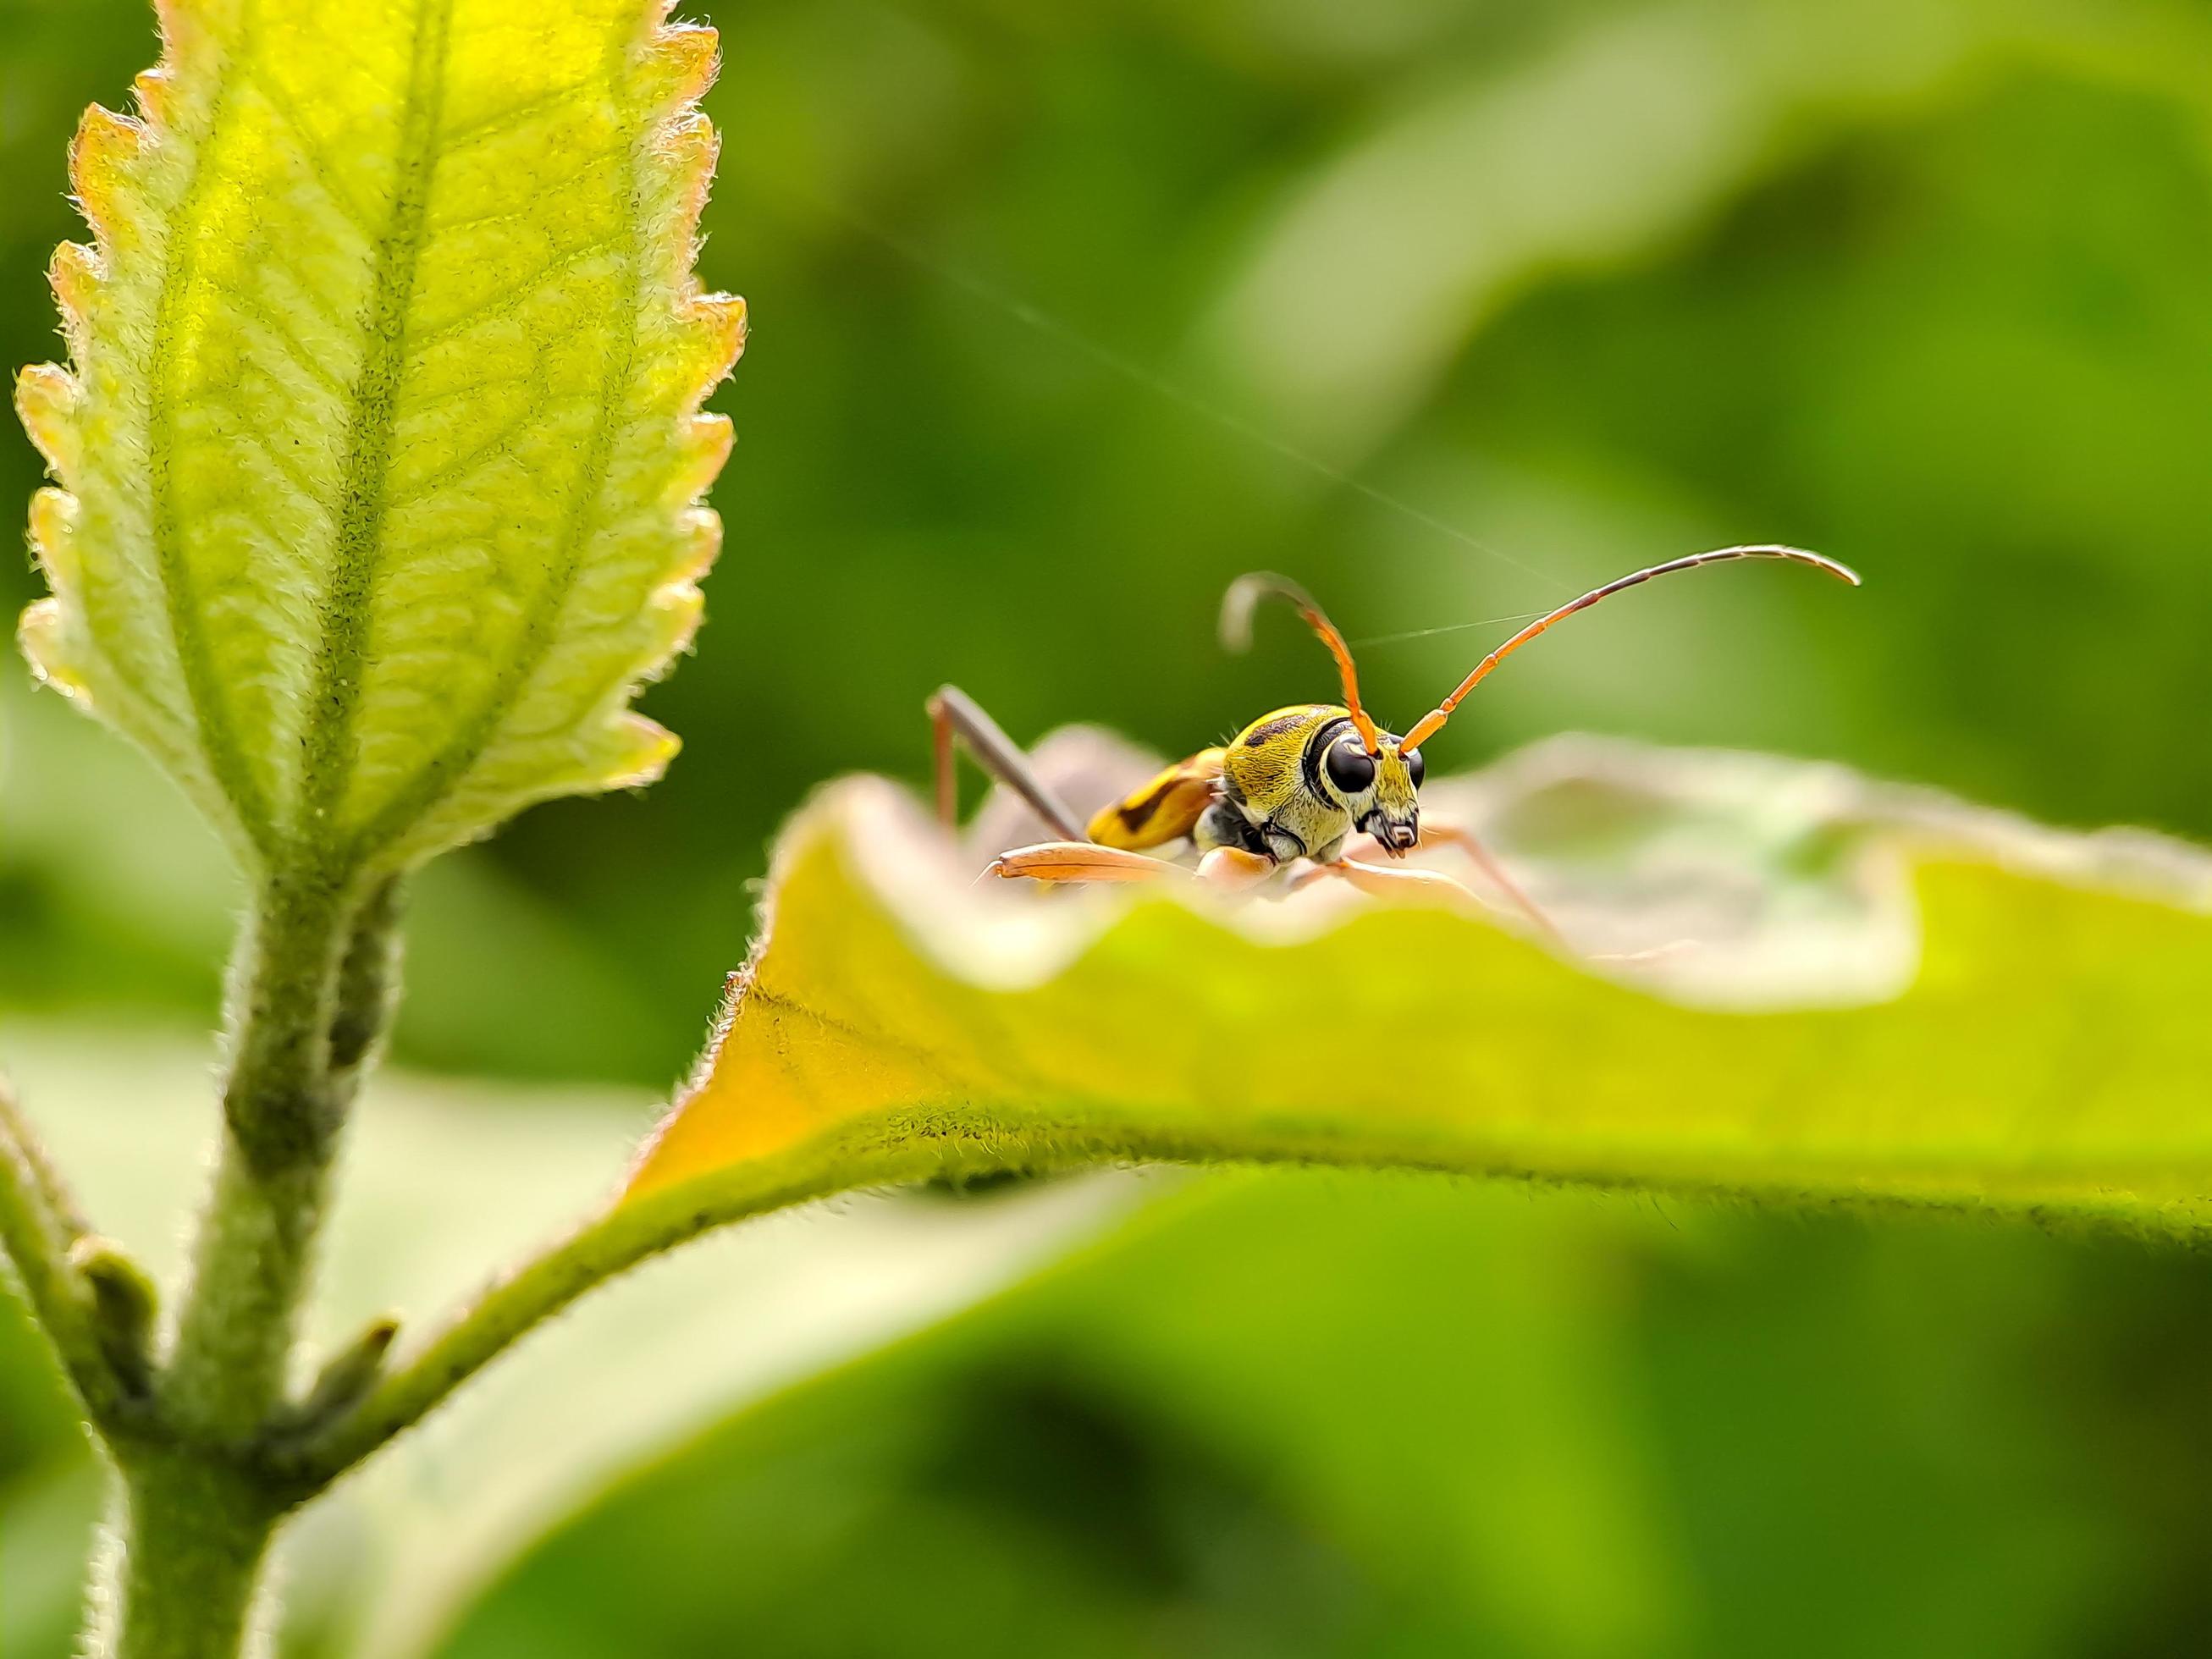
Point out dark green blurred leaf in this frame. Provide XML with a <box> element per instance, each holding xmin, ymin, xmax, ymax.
<box><xmin>447</xmin><ymin>1171</ymin><xmax>2212</xmax><ymax>1659</ymax></box>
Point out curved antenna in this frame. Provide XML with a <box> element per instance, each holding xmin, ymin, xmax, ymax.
<box><xmin>1221</xmin><ymin>572</ymin><xmax>1382</xmax><ymax>752</ymax></box>
<box><xmin>1398</xmin><ymin>545</ymin><xmax>1861</xmax><ymax>752</ymax></box>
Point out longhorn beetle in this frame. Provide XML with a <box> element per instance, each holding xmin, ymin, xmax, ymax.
<box><xmin>929</xmin><ymin>546</ymin><xmax>1859</xmax><ymax>939</ymax></box>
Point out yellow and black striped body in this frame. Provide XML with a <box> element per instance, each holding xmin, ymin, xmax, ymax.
<box><xmin>1088</xmin><ymin>703</ymin><xmax>1422</xmax><ymax>867</ymax></box>
<box><xmin>1087</xmin><ymin>747</ymin><xmax>1227</xmax><ymax>851</ymax></box>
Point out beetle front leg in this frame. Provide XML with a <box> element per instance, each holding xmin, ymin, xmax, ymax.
<box><xmin>989</xmin><ymin>841</ymin><xmax>1193</xmax><ymax>885</ymax></box>
<box><xmin>1409</xmin><ymin>819</ymin><xmax>1566</xmax><ymax>948</ymax></box>
<box><xmin>1194</xmin><ymin>847</ymin><xmax>1276</xmax><ymax>892</ymax></box>
<box><xmin>1347</xmin><ymin>825</ymin><xmax>1683</xmax><ymax>963</ymax></box>
<box><xmin>1296</xmin><ymin>857</ymin><xmax>1485</xmax><ymax>907</ymax></box>
<box><xmin>990</xmin><ymin>843</ymin><xmax>1278</xmax><ymax>892</ymax></box>
<box><xmin>1310</xmin><ymin>827</ymin><xmax>1566</xmax><ymax>945</ymax></box>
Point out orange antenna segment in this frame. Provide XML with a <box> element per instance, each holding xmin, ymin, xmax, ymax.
<box><xmin>1398</xmin><ymin>545</ymin><xmax>1861</xmax><ymax>753</ymax></box>
<box><xmin>1222</xmin><ymin>572</ymin><xmax>1382</xmax><ymax>752</ymax></box>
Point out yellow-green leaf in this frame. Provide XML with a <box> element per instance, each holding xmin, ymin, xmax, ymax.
<box><xmin>628</xmin><ymin>735</ymin><xmax>2212</xmax><ymax>1234</ymax></box>
<box><xmin>17</xmin><ymin>0</ymin><xmax>743</xmax><ymax>876</ymax></box>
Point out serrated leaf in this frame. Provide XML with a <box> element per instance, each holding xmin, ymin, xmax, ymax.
<box><xmin>17</xmin><ymin>0</ymin><xmax>743</xmax><ymax>875</ymax></box>
<box><xmin>627</xmin><ymin>736</ymin><xmax>2212</xmax><ymax>1234</ymax></box>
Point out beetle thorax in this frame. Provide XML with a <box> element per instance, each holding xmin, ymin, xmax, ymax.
<box><xmin>1214</xmin><ymin>703</ymin><xmax>1421</xmax><ymax>863</ymax></box>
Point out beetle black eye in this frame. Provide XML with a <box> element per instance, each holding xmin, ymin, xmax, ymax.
<box><xmin>1324</xmin><ymin>740</ymin><xmax>1376</xmax><ymax>795</ymax></box>
<box><xmin>1404</xmin><ymin>748</ymin><xmax>1425</xmax><ymax>788</ymax></box>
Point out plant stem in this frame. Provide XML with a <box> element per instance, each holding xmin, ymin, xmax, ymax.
<box><xmin>93</xmin><ymin>864</ymin><xmax>402</xmax><ymax>1657</ymax></box>
<box><xmin>104</xmin><ymin>1452</ymin><xmax>281</xmax><ymax>1659</ymax></box>
<box><xmin>0</xmin><ymin>1078</ymin><xmax>91</xmax><ymax>1237</ymax></box>
<box><xmin>164</xmin><ymin>870</ymin><xmax>355</xmax><ymax>1440</ymax></box>
<box><xmin>0</xmin><ymin>1085</ymin><xmax>112</xmax><ymax>1419</ymax></box>
<box><xmin>326</xmin><ymin>876</ymin><xmax>405</xmax><ymax>1089</ymax></box>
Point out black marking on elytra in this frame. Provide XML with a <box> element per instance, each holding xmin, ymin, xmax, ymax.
<box><xmin>1116</xmin><ymin>770</ymin><xmax>1185</xmax><ymax>829</ymax></box>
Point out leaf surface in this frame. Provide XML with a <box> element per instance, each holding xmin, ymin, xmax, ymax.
<box><xmin>18</xmin><ymin>0</ymin><xmax>742</xmax><ymax>873</ymax></box>
<box><xmin>630</xmin><ymin>736</ymin><xmax>2212</xmax><ymax>1233</ymax></box>
<box><xmin>1203</xmin><ymin>0</ymin><xmax>2191</xmax><ymax>464</ymax></box>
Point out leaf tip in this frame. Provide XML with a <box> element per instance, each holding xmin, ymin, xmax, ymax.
<box><xmin>670</xmin><ymin>505</ymin><xmax>723</xmax><ymax>584</ymax></box>
<box><xmin>649</xmin><ymin>570</ymin><xmax>709</xmax><ymax>659</ymax></box>
<box><xmin>68</xmin><ymin>104</ymin><xmax>153</xmax><ymax>248</ymax></box>
<box><xmin>596</xmin><ymin>713</ymin><xmax>682</xmax><ymax>791</ymax></box>
<box><xmin>15</xmin><ymin>364</ymin><xmax>81</xmax><ymax>477</ymax></box>
<box><xmin>130</xmin><ymin>63</ymin><xmax>180</xmax><ymax>129</ymax></box>
<box><xmin>26</xmin><ymin>487</ymin><xmax>84</xmax><ymax>596</ymax></box>
<box><xmin>645</xmin><ymin>19</ymin><xmax>721</xmax><ymax>110</ymax></box>
<box><xmin>47</xmin><ymin>241</ymin><xmax>102</xmax><ymax>335</ymax></box>
<box><xmin>674</xmin><ymin>410</ymin><xmax>736</xmax><ymax>499</ymax></box>
<box><xmin>692</xmin><ymin>291</ymin><xmax>748</xmax><ymax>372</ymax></box>
<box><xmin>68</xmin><ymin>102</ymin><xmax>147</xmax><ymax>178</ymax></box>
<box><xmin>19</xmin><ymin>598</ymin><xmax>92</xmax><ymax>706</ymax></box>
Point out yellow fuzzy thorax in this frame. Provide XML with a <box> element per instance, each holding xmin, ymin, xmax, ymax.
<box><xmin>1089</xmin><ymin>703</ymin><xmax>1420</xmax><ymax>862</ymax></box>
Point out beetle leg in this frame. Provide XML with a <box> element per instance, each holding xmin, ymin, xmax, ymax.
<box><xmin>1410</xmin><ymin>819</ymin><xmax>1566</xmax><ymax>949</ymax></box>
<box><xmin>1316</xmin><ymin>834</ymin><xmax>1700</xmax><ymax>964</ymax></box>
<box><xmin>1310</xmin><ymin>857</ymin><xmax>1486</xmax><ymax>907</ymax></box>
<box><xmin>989</xmin><ymin>842</ymin><xmax>1191</xmax><ymax>885</ymax></box>
<box><xmin>1310</xmin><ymin>849</ymin><xmax>1575</xmax><ymax>945</ymax></box>
<box><xmin>990</xmin><ymin>842</ymin><xmax>1280</xmax><ymax>891</ymax></box>
<box><xmin>1194</xmin><ymin>846</ymin><xmax>1277</xmax><ymax>891</ymax></box>
<box><xmin>928</xmin><ymin>685</ymin><xmax>1089</xmax><ymax>842</ymax></box>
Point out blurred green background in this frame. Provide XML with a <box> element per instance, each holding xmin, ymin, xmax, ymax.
<box><xmin>6</xmin><ymin>0</ymin><xmax>2212</xmax><ymax>1651</ymax></box>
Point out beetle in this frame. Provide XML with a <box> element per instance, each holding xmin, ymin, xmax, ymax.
<box><xmin>929</xmin><ymin>545</ymin><xmax>1858</xmax><ymax>935</ymax></box>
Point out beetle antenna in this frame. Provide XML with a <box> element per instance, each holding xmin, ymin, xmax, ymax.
<box><xmin>1222</xmin><ymin>572</ymin><xmax>1382</xmax><ymax>753</ymax></box>
<box><xmin>1398</xmin><ymin>545</ymin><xmax>1861</xmax><ymax>752</ymax></box>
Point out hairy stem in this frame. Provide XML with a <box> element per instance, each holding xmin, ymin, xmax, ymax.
<box><xmin>0</xmin><ymin>1080</ymin><xmax>92</xmax><ymax>1237</ymax></box>
<box><xmin>163</xmin><ymin>871</ymin><xmax>356</xmax><ymax>1437</ymax></box>
<box><xmin>96</xmin><ymin>866</ymin><xmax>404</xmax><ymax>1657</ymax></box>
<box><xmin>0</xmin><ymin>1084</ymin><xmax>113</xmax><ymax>1421</ymax></box>
<box><xmin>326</xmin><ymin>876</ymin><xmax>406</xmax><ymax>1086</ymax></box>
<box><xmin>103</xmin><ymin>1453</ymin><xmax>281</xmax><ymax>1659</ymax></box>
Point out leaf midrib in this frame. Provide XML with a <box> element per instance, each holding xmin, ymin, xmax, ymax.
<box><xmin>295</xmin><ymin>0</ymin><xmax>456</xmax><ymax>877</ymax></box>
<box><xmin>350</xmin><ymin>37</ymin><xmax>645</xmax><ymax>868</ymax></box>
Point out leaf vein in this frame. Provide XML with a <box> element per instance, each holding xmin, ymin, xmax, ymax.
<box><xmin>436</xmin><ymin>78</ymin><xmax>603</xmax><ymax>152</ymax></box>
<box><xmin>226</xmin><ymin>289</ymin><xmax>350</xmax><ymax>400</ymax></box>
<box><xmin>244</xmin><ymin>72</ymin><xmax>385</xmax><ymax>240</ymax></box>
<box><xmin>405</xmin><ymin>230</ymin><xmax>629</xmax><ymax>355</ymax></box>
<box><xmin>146</xmin><ymin>0</ymin><xmax>280</xmax><ymax>856</ymax></box>
<box><xmin>350</xmin><ymin>25</ymin><xmax>649</xmax><ymax>861</ymax></box>
<box><xmin>295</xmin><ymin>0</ymin><xmax>456</xmax><ymax>865</ymax></box>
